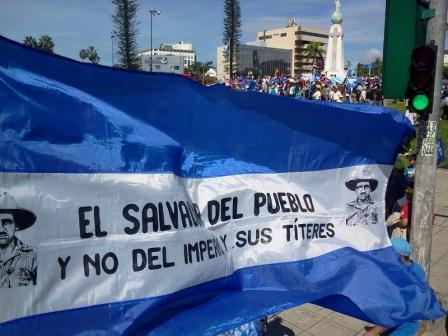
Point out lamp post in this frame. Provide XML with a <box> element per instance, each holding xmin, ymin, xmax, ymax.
<box><xmin>110</xmin><ymin>33</ymin><xmax>115</xmax><ymax>66</ymax></box>
<box><xmin>149</xmin><ymin>9</ymin><xmax>161</xmax><ymax>72</ymax></box>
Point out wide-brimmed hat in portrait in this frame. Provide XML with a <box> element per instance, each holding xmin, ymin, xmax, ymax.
<box><xmin>0</xmin><ymin>192</ymin><xmax>36</xmax><ymax>231</ymax></box>
<box><xmin>345</xmin><ymin>168</ymin><xmax>378</xmax><ymax>192</ymax></box>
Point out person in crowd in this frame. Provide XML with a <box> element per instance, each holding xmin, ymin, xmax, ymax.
<box><xmin>312</xmin><ymin>87</ymin><xmax>322</xmax><ymax>100</ymax></box>
<box><xmin>364</xmin><ymin>238</ymin><xmax>426</xmax><ymax>336</ymax></box>
<box><xmin>404</xmin><ymin>154</ymin><xmax>416</xmax><ymax>183</ymax></box>
<box><xmin>360</xmin><ymin>86</ymin><xmax>367</xmax><ymax>103</ymax></box>
<box><xmin>385</xmin><ymin>160</ymin><xmax>408</xmax><ymax>219</ymax></box>
<box><xmin>399</xmin><ymin>185</ymin><xmax>413</xmax><ymax>241</ymax></box>
<box><xmin>333</xmin><ymin>86</ymin><xmax>343</xmax><ymax>102</ymax></box>
<box><xmin>404</xmin><ymin>108</ymin><xmax>420</xmax><ymax>125</ymax></box>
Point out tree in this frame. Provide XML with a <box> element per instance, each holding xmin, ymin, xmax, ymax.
<box><xmin>184</xmin><ymin>61</ymin><xmax>214</xmax><ymax>85</ymax></box>
<box><xmin>23</xmin><ymin>35</ymin><xmax>54</xmax><ymax>53</ymax></box>
<box><xmin>356</xmin><ymin>58</ymin><xmax>383</xmax><ymax>78</ymax></box>
<box><xmin>443</xmin><ymin>66</ymin><xmax>448</xmax><ymax>79</ymax></box>
<box><xmin>23</xmin><ymin>36</ymin><xmax>38</xmax><ymax>48</ymax></box>
<box><xmin>373</xmin><ymin>57</ymin><xmax>383</xmax><ymax>77</ymax></box>
<box><xmin>38</xmin><ymin>35</ymin><xmax>54</xmax><ymax>53</ymax></box>
<box><xmin>184</xmin><ymin>61</ymin><xmax>213</xmax><ymax>75</ymax></box>
<box><xmin>222</xmin><ymin>0</ymin><xmax>242</xmax><ymax>80</ymax></box>
<box><xmin>79</xmin><ymin>46</ymin><xmax>101</xmax><ymax>64</ymax></box>
<box><xmin>305</xmin><ymin>42</ymin><xmax>324</xmax><ymax>72</ymax></box>
<box><xmin>111</xmin><ymin>0</ymin><xmax>140</xmax><ymax>69</ymax></box>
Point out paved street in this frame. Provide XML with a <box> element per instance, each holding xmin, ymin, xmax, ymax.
<box><xmin>268</xmin><ymin>169</ymin><xmax>448</xmax><ymax>336</ymax></box>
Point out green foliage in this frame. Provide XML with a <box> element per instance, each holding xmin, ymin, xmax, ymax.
<box><xmin>184</xmin><ymin>61</ymin><xmax>215</xmax><ymax>85</ymax></box>
<box><xmin>111</xmin><ymin>0</ymin><xmax>140</xmax><ymax>70</ymax></box>
<box><xmin>385</xmin><ymin>100</ymin><xmax>448</xmax><ymax>167</ymax></box>
<box><xmin>384</xmin><ymin>100</ymin><xmax>407</xmax><ymax>112</ymax></box>
<box><xmin>184</xmin><ymin>61</ymin><xmax>213</xmax><ymax>75</ymax></box>
<box><xmin>79</xmin><ymin>46</ymin><xmax>101</xmax><ymax>64</ymax></box>
<box><xmin>443</xmin><ymin>66</ymin><xmax>448</xmax><ymax>79</ymax></box>
<box><xmin>23</xmin><ymin>35</ymin><xmax>54</xmax><ymax>53</ymax></box>
<box><xmin>305</xmin><ymin>42</ymin><xmax>324</xmax><ymax>70</ymax></box>
<box><xmin>222</xmin><ymin>0</ymin><xmax>242</xmax><ymax>79</ymax></box>
<box><xmin>23</xmin><ymin>36</ymin><xmax>38</xmax><ymax>48</ymax></box>
<box><xmin>356</xmin><ymin>58</ymin><xmax>382</xmax><ymax>77</ymax></box>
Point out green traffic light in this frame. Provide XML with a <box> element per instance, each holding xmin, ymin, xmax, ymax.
<box><xmin>412</xmin><ymin>94</ymin><xmax>430</xmax><ymax>111</ymax></box>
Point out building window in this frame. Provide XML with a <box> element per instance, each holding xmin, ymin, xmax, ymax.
<box><xmin>295</xmin><ymin>31</ymin><xmax>328</xmax><ymax>39</ymax></box>
<box><xmin>258</xmin><ymin>36</ymin><xmax>264</xmax><ymax>40</ymax></box>
<box><xmin>265</xmin><ymin>35</ymin><xmax>272</xmax><ymax>39</ymax></box>
<box><xmin>281</xmin><ymin>33</ymin><xmax>287</xmax><ymax>37</ymax></box>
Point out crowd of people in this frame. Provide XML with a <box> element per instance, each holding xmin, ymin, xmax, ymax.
<box><xmin>225</xmin><ymin>74</ymin><xmax>384</xmax><ymax>105</ymax></box>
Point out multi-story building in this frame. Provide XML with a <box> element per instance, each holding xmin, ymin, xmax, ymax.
<box><xmin>138</xmin><ymin>41</ymin><xmax>196</xmax><ymax>71</ymax></box>
<box><xmin>216</xmin><ymin>44</ymin><xmax>292</xmax><ymax>80</ymax></box>
<box><xmin>139</xmin><ymin>54</ymin><xmax>185</xmax><ymax>74</ymax></box>
<box><xmin>256</xmin><ymin>19</ymin><xmax>328</xmax><ymax>75</ymax></box>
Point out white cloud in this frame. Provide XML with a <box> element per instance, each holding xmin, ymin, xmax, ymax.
<box><xmin>359</xmin><ymin>49</ymin><xmax>383</xmax><ymax>64</ymax></box>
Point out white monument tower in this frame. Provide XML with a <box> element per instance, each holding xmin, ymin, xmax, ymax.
<box><xmin>324</xmin><ymin>0</ymin><xmax>345</xmax><ymax>78</ymax></box>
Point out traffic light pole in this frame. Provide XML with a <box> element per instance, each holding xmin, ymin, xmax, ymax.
<box><xmin>410</xmin><ymin>0</ymin><xmax>447</xmax><ymax>277</ymax></box>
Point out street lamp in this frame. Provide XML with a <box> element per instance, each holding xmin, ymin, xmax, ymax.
<box><xmin>110</xmin><ymin>33</ymin><xmax>115</xmax><ymax>66</ymax></box>
<box><xmin>149</xmin><ymin>9</ymin><xmax>161</xmax><ymax>72</ymax></box>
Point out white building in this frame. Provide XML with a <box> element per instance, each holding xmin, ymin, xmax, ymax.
<box><xmin>138</xmin><ymin>41</ymin><xmax>196</xmax><ymax>69</ymax></box>
<box><xmin>139</xmin><ymin>54</ymin><xmax>185</xmax><ymax>74</ymax></box>
<box><xmin>324</xmin><ymin>0</ymin><xmax>346</xmax><ymax>78</ymax></box>
<box><xmin>205</xmin><ymin>68</ymin><xmax>217</xmax><ymax>77</ymax></box>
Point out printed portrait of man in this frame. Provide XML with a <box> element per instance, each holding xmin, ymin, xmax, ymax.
<box><xmin>345</xmin><ymin>168</ymin><xmax>379</xmax><ymax>226</ymax></box>
<box><xmin>0</xmin><ymin>192</ymin><xmax>38</xmax><ymax>288</ymax></box>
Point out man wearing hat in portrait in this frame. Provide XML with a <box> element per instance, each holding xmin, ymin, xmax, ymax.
<box><xmin>345</xmin><ymin>168</ymin><xmax>379</xmax><ymax>226</ymax></box>
<box><xmin>0</xmin><ymin>192</ymin><xmax>38</xmax><ymax>288</ymax></box>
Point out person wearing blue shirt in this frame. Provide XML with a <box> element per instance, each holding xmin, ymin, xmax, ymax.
<box><xmin>364</xmin><ymin>238</ymin><xmax>425</xmax><ymax>336</ymax></box>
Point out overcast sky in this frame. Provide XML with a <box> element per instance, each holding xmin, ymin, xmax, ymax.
<box><xmin>0</xmin><ymin>0</ymin><xmax>387</xmax><ymax>66</ymax></box>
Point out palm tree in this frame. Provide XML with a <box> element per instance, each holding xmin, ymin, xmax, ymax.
<box><xmin>23</xmin><ymin>35</ymin><xmax>54</xmax><ymax>53</ymax></box>
<box><xmin>38</xmin><ymin>35</ymin><xmax>54</xmax><ymax>53</ymax></box>
<box><xmin>79</xmin><ymin>47</ymin><xmax>101</xmax><ymax>64</ymax></box>
<box><xmin>79</xmin><ymin>49</ymin><xmax>89</xmax><ymax>62</ymax></box>
<box><xmin>305</xmin><ymin>42</ymin><xmax>324</xmax><ymax>72</ymax></box>
<box><xmin>87</xmin><ymin>47</ymin><xmax>100</xmax><ymax>64</ymax></box>
<box><xmin>23</xmin><ymin>36</ymin><xmax>38</xmax><ymax>48</ymax></box>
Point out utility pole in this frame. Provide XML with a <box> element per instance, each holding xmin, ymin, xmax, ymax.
<box><xmin>149</xmin><ymin>10</ymin><xmax>161</xmax><ymax>72</ymax></box>
<box><xmin>111</xmin><ymin>33</ymin><xmax>115</xmax><ymax>66</ymax></box>
<box><xmin>410</xmin><ymin>0</ymin><xmax>447</xmax><ymax>277</ymax></box>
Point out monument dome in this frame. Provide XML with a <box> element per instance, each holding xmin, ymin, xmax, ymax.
<box><xmin>331</xmin><ymin>11</ymin><xmax>343</xmax><ymax>24</ymax></box>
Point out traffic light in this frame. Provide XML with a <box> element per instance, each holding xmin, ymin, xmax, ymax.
<box><xmin>382</xmin><ymin>0</ymin><xmax>434</xmax><ymax>98</ymax></box>
<box><xmin>406</xmin><ymin>44</ymin><xmax>437</xmax><ymax>114</ymax></box>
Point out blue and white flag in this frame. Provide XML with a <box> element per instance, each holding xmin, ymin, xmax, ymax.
<box><xmin>0</xmin><ymin>36</ymin><xmax>445</xmax><ymax>335</ymax></box>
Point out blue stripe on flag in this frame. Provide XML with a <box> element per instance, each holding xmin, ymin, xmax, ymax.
<box><xmin>1</xmin><ymin>247</ymin><xmax>443</xmax><ymax>336</ymax></box>
<box><xmin>0</xmin><ymin>36</ymin><xmax>412</xmax><ymax>177</ymax></box>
